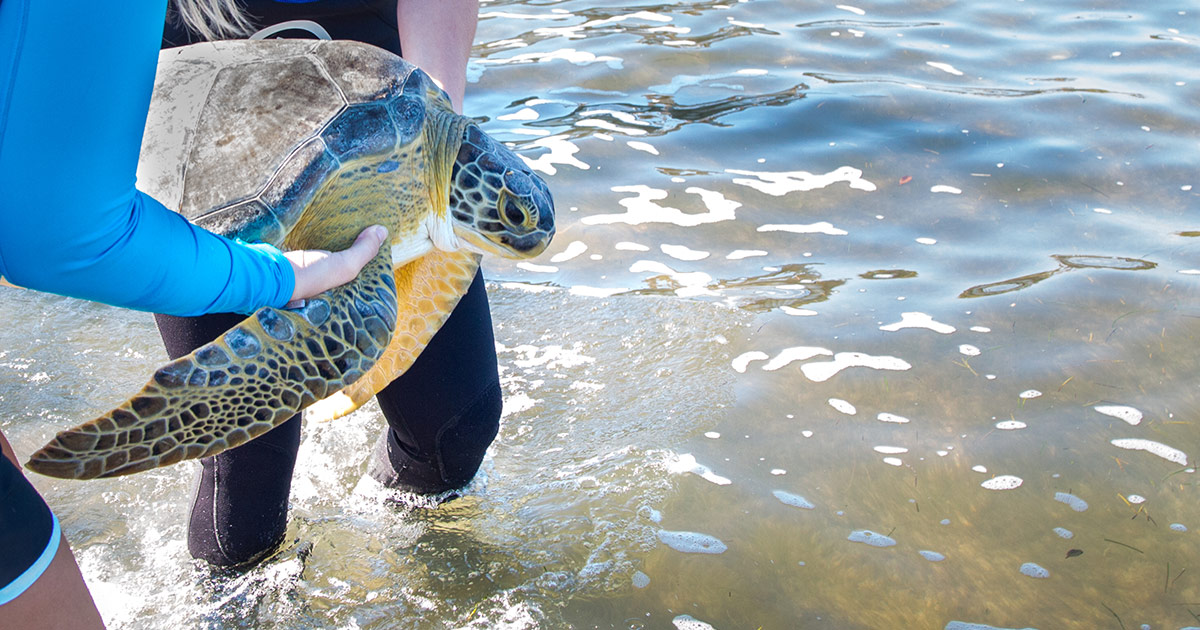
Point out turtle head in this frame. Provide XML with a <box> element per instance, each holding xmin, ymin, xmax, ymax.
<box><xmin>448</xmin><ymin>125</ymin><xmax>555</xmax><ymax>259</ymax></box>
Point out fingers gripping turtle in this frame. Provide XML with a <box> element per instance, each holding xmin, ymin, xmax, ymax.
<box><xmin>27</xmin><ymin>249</ymin><xmax>398</xmax><ymax>479</ymax></box>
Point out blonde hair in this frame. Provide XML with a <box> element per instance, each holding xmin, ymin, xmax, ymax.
<box><xmin>171</xmin><ymin>0</ymin><xmax>254</xmax><ymax>40</ymax></box>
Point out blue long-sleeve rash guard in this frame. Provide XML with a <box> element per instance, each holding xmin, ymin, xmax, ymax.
<box><xmin>0</xmin><ymin>0</ymin><xmax>295</xmax><ymax>316</ymax></box>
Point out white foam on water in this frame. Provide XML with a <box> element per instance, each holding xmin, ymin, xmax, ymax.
<box><xmin>668</xmin><ymin>453</ymin><xmax>732</xmax><ymax>485</ymax></box>
<box><xmin>501</xmin><ymin>391</ymin><xmax>539</xmax><ymax>419</ymax></box>
<box><xmin>629</xmin><ymin>260</ymin><xmax>715</xmax><ymax>296</ymax></box>
<box><xmin>874</xmin><ymin>446</ymin><xmax>909</xmax><ymax>454</ymax></box>
<box><xmin>568</xmin><ymin>286</ymin><xmax>628</xmax><ymax>297</ymax></box>
<box><xmin>926</xmin><ymin>61</ymin><xmax>964</xmax><ymax>76</ymax></box>
<box><xmin>519</xmin><ymin>134</ymin><xmax>590</xmax><ymax>175</ymax></box>
<box><xmin>930</xmin><ymin>183</ymin><xmax>964</xmax><ymax>195</ymax></box>
<box><xmin>497</xmin><ymin>107</ymin><xmax>540</xmax><ymax>121</ymax></box>
<box><xmin>626</xmin><ymin>140</ymin><xmax>659</xmax><ymax>155</ymax></box>
<box><xmin>731</xmin><ymin>351</ymin><xmax>769</xmax><ymax>373</ymax></box>
<box><xmin>1054</xmin><ymin>492</ymin><xmax>1089</xmax><ymax>512</ymax></box>
<box><xmin>704</xmin><ymin>431</ymin><xmax>721</xmax><ymax>439</ymax></box>
<box><xmin>549</xmin><ymin>240</ymin><xmax>588</xmax><ymax>263</ymax></box>
<box><xmin>658</xmin><ymin>530</ymin><xmax>728</xmax><ymax>554</ymax></box>
<box><xmin>916</xmin><ymin>237</ymin><xmax>938</xmax><ymax>245</ymax></box>
<box><xmin>972</xmin><ymin>465</ymin><xmax>988</xmax><ymax>473</ymax></box>
<box><xmin>981</xmin><ymin>475</ymin><xmax>1024</xmax><ymax>490</ymax></box>
<box><xmin>639</xmin><ymin>505</ymin><xmax>664</xmax><ymax>523</ymax></box>
<box><xmin>877</xmin><ymin>412</ymin><xmax>910</xmax><ymax>424</ymax></box>
<box><xmin>517</xmin><ymin>262</ymin><xmax>558</xmax><ymax>273</ymax></box>
<box><xmin>727</xmin><ymin>165</ymin><xmax>877</xmax><ymax>195</ymax></box>
<box><xmin>585</xmin><ymin>185</ymin><xmax>740</xmax><ymax>226</ymax></box>
<box><xmin>959</xmin><ymin>344</ymin><xmax>981</xmax><ymax>356</ymax></box>
<box><xmin>1094</xmin><ymin>404</ymin><xmax>1143</xmax><ymax>426</ymax></box>
<box><xmin>762</xmin><ymin>346</ymin><xmax>834</xmax><ymax>371</ymax></box>
<box><xmin>1053</xmin><ymin>527</ymin><xmax>1074</xmax><ymax>539</ymax></box>
<box><xmin>802</xmin><ymin>430</ymin><xmax>814</xmax><ymax>438</ymax></box>
<box><xmin>726</xmin><ymin>249</ymin><xmax>767</xmax><ymax>260</ymax></box>
<box><xmin>801</xmin><ymin>352</ymin><xmax>912</xmax><ymax>382</ymax></box>
<box><xmin>1020</xmin><ymin>562</ymin><xmax>1050</xmax><ymax>579</ymax></box>
<box><xmin>1110</xmin><ymin>438</ymin><xmax>1188</xmax><ymax>465</ymax></box>
<box><xmin>828</xmin><ymin>398</ymin><xmax>857</xmax><ymax>415</ymax></box>
<box><xmin>919</xmin><ymin>550</ymin><xmax>946</xmax><ymax>562</ymax></box>
<box><xmin>1019</xmin><ymin>389</ymin><xmax>1042</xmax><ymax>399</ymax></box>
<box><xmin>773</xmin><ymin>489</ymin><xmax>816</xmax><ymax>510</ymax></box>
<box><xmin>1126</xmin><ymin>494</ymin><xmax>1146</xmax><ymax>504</ymax></box>
<box><xmin>880</xmin><ymin>312</ymin><xmax>956</xmax><ymax>334</ymax></box>
<box><xmin>883</xmin><ymin>457</ymin><xmax>903</xmax><ymax>466</ymax></box>
<box><xmin>1180</xmin><ymin>269</ymin><xmax>1200</xmax><ymax>275</ymax></box>
<box><xmin>1093</xmin><ymin>207</ymin><xmax>1112</xmax><ymax>214</ymax></box>
<box><xmin>847</xmin><ymin>530</ymin><xmax>897</xmax><ymax>547</ymax></box>
<box><xmin>970</xmin><ymin>326</ymin><xmax>992</xmax><ymax>333</ymax></box>
<box><xmin>661</xmin><ymin>244</ymin><xmax>710</xmax><ymax>261</ymax></box>
<box><xmin>1171</xmin><ymin>523</ymin><xmax>1189</xmax><ymax>532</ymax></box>
<box><xmin>499</xmin><ymin>282</ymin><xmax>558</xmax><ymax>294</ymax></box>
<box><xmin>995</xmin><ymin>420</ymin><xmax>1026</xmax><ymax>430</ymax></box>
<box><xmin>758</xmin><ymin>222</ymin><xmax>848</xmax><ymax>236</ymax></box>
<box><xmin>781</xmin><ymin>306</ymin><xmax>818</xmax><ymax>316</ymax></box>
<box><xmin>673</xmin><ymin>615</ymin><xmax>717</xmax><ymax>630</ymax></box>
<box><xmin>771</xmin><ymin>468</ymin><xmax>786</xmax><ymax>475</ymax></box>
<box><xmin>490</xmin><ymin>47</ymin><xmax>623</xmax><ymax>69</ymax></box>
<box><xmin>632</xmin><ymin>571</ymin><xmax>651</xmax><ymax>588</ymax></box>
<box><xmin>615</xmin><ymin>241</ymin><xmax>650</xmax><ymax>251</ymax></box>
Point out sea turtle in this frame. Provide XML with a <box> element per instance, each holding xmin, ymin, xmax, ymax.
<box><xmin>25</xmin><ymin>39</ymin><xmax>554</xmax><ymax>479</ymax></box>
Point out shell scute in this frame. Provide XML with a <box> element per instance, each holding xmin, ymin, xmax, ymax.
<box><xmin>321</xmin><ymin>102</ymin><xmax>396</xmax><ymax>160</ymax></box>
<box><xmin>311</xmin><ymin>40</ymin><xmax>412</xmax><ymax>103</ymax></box>
<box><xmin>180</xmin><ymin>57</ymin><xmax>343</xmax><ymax>218</ymax></box>
<box><xmin>386</xmin><ymin>95</ymin><xmax>426</xmax><ymax>146</ymax></box>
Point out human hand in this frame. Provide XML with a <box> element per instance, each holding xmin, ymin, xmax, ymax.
<box><xmin>285</xmin><ymin>225</ymin><xmax>388</xmax><ymax>303</ymax></box>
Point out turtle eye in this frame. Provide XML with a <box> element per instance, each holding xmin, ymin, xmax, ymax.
<box><xmin>502</xmin><ymin>196</ymin><xmax>527</xmax><ymax>228</ymax></box>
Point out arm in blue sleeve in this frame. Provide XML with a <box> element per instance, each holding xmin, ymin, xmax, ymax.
<box><xmin>0</xmin><ymin>0</ymin><xmax>295</xmax><ymax>316</ymax></box>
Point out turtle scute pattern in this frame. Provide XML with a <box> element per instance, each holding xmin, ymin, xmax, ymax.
<box><xmin>26</xmin><ymin>250</ymin><xmax>398</xmax><ymax>480</ymax></box>
<box><xmin>307</xmin><ymin>248</ymin><xmax>482</xmax><ymax>423</ymax></box>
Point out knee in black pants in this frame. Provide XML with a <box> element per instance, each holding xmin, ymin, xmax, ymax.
<box><xmin>367</xmin><ymin>269</ymin><xmax>502</xmax><ymax>494</ymax></box>
<box><xmin>369</xmin><ymin>380</ymin><xmax>502</xmax><ymax>494</ymax></box>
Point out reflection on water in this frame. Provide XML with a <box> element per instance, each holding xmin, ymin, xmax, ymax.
<box><xmin>2</xmin><ymin>0</ymin><xmax>1199</xmax><ymax>628</ymax></box>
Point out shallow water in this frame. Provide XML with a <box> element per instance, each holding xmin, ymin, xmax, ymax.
<box><xmin>3</xmin><ymin>0</ymin><xmax>1200</xmax><ymax>628</ymax></box>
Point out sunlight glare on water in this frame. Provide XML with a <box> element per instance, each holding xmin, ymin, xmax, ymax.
<box><xmin>1</xmin><ymin>0</ymin><xmax>1198</xmax><ymax>628</ymax></box>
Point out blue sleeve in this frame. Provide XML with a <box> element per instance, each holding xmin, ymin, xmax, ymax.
<box><xmin>0</xmin><ymin>0</ymin><xmax>295</xmax><ymax>317</ymax></box>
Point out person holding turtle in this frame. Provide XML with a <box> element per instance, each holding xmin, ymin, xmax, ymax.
<box><xmin>157</xmin><ymin>0</ymin><xmax>501</xmax><ymax>570</ymax></box>
<box><xmin>0</xmin><ymin>0</ymin><xmax>495</xmax><ymax>626</ymax></box>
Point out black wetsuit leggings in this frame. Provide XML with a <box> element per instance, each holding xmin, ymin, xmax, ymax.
<box><xmin>155</xmin><ymin>271</ymin><xmax>501</xmax><ymax>567</ymax></box>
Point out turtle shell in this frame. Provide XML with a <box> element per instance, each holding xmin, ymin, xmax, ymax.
<box><xmin>137</xmin><ymin>40</ymin><xmax>441</xmax><ymax>246</ymax></box>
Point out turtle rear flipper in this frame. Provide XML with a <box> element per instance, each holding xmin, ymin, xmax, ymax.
<box><xmin>26</xmin><ymin>249</ymin><xmax>397</xmax><ymax>480</ymax></box>
<box><xmin>306</xmin><ymin>249</ymin><xmax>481</xmax><ymax>423</ymax></box>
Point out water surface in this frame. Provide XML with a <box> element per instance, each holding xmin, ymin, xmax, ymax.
<box><xmin>2</xmin><ymin>0</ymin><xmax>1199</xmax><ymax>628</ymax></box>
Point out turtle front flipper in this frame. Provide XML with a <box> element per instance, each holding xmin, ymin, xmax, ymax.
<box><xmin>26</xmin><ymin>248</ymin><xmax>398</xmax><ymax>480</ymax></box>
<box><xmin>306</xmin><ymin>249</ymin><xmax>481</xmax><ymax>423</ymax></box>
